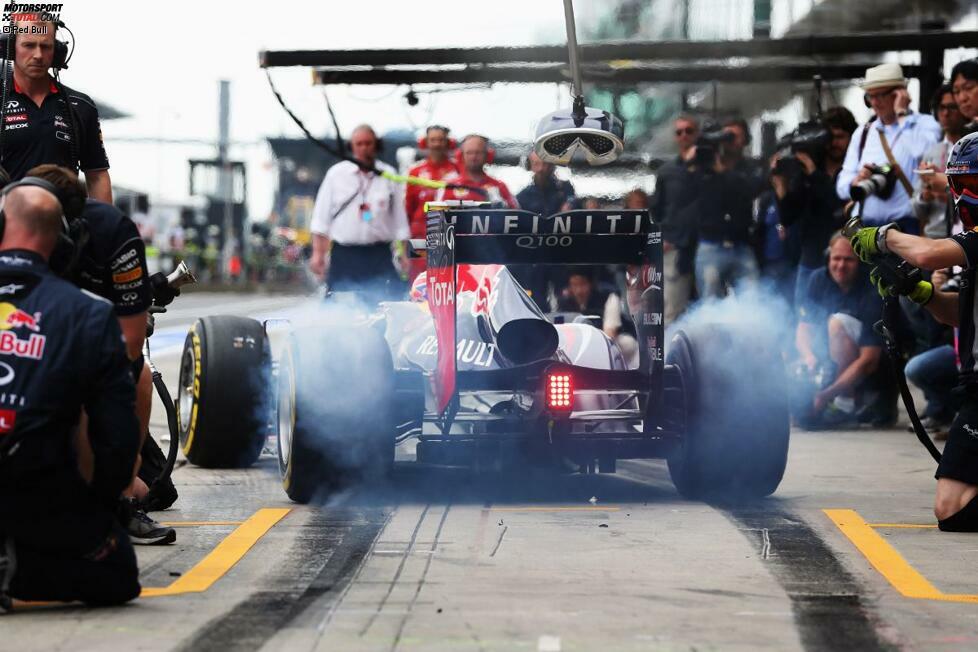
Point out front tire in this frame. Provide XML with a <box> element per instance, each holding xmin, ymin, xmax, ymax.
<box><xmin>177</xmin><ymin>316</ymin><xmax>270</xmax><ymax>468</ymax></box>
<box><xmin>666</xmin><ymin>321</ymin><xmax>790</xmax><ymax>500</ymax></box>
<box><xmin>277</xmin><ymin>326</ymin><xmax>395</xmax><ymax>503</ymax></box>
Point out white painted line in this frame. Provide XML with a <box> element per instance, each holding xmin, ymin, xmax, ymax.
<box><xmin>538</xmin><ymin>635</ymin><xmax>561</xmax><ymax>652</ymax></box>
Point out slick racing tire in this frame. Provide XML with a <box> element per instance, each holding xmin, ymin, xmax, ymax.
<box><xmin>177</xmin><ymin>315</ymin><xmax>270</xmax><ymax>468</ymax></box>
<box><xmin>277</xmin><ymin>326</ymin><xmax>395</xmax><ymax>504</ymax></box>
<box><xmin>666</xmin><ymin>321</ymin><xmax>790</xmax><ymax>500</ymax></box>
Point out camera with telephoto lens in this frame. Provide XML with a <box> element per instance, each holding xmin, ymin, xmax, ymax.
<box><xmin>772</xmin><ymin>119</ymin><xmax>831</xmax><ymax>189</ymax></box>
<box><xmin>850</xmin><ymin>164</ymin><xmax>898</xmax><ymax>202</ymax></box>
<box><xmin>693</xmin><ymin>123</ymin><xmax>736</xmax><ymax>168</ymax></box>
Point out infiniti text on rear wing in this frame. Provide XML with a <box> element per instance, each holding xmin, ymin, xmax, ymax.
<box><xmin>425</xmin><ymin>208</ymin><xmax>663</xmax><ymax>423</ymax></box>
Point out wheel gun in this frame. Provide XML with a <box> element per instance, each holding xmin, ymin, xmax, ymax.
<box><xmin>841</xmin><ymin>216</ymin><xmax>921</xmax><ymax>294</ymax></box>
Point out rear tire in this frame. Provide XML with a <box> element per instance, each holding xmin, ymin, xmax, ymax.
<box><xmin>177</xmin><ymin>316</ymin><xmax>270</xmax><ymax>468</ymax></box>
<box><xmin>277</xmin><ymin>326</ymin><xmax>395</xmax><ymax>503</ymax></box>
<box><xmin>666</xmin><ymin>321</ymin><xmax>789</xmax><ymax>500</ymax></box>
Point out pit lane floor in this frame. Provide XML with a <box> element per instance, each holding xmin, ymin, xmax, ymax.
<box><xmin>6</xmin><ymin>292</ymin><xmax>978</xmax><ymax>651</ymax></box>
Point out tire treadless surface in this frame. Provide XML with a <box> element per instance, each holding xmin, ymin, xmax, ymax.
<box><xmin>725</xmin><ymin>507</ymin><xmax>897</xmax><ymax>652</ymax></box>
<box><xmin>176</xmin><ymin>507</ymin><xmax>389</xmax><ymax>652</ymax></box>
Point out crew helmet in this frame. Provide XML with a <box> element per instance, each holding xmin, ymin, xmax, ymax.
<box><xmin>947</xmin><ymin>131</ymin><xmax>978</xmax><ymax>229</ymax></box>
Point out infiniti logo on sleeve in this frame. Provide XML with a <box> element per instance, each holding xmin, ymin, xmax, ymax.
<box><xmin>0</xmin><ymin>362</ymin><xmax>15</xmax><ymax>386</ymax></box>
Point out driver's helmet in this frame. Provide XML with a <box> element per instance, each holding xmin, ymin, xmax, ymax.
<box><xmin>409</xmin><ymin>271</ymin><xmax>428</xmax><ymax>302</ymax></box>
<box><xmin>946</xmin><ymin>131</ymin><xmax>978</xmax><ymax>229</ymax></box>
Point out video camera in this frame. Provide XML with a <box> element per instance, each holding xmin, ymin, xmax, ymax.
<box><xmin>772</xmin><ymin>119</ymin><xmax>830</xmax><ymax>187</ymax></box>
<box><xmin>693</xmin><ymin>123</ymin><xmax>735</xmax><ymax>168</ymax></box>
<box><xmin>850</xmin><ymin>164</ymin><xmax>898</xmax><ymax>202</ymax></box>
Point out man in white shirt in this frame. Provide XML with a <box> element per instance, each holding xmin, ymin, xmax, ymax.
<box><xmin>836</xmin><ymin>63</ymin><xmax>942</xmax><ymax>233</ymax></box>
<box><xmin>309</xmin><ymin>124</ymin><xmax>410</xmax><ymax>300</ymax></box>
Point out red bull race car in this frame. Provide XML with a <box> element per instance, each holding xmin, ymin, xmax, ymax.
<box><xmin>174</xmin><ymin>205</ymin><xmax>789</xmax><ymax>503</ymax></box>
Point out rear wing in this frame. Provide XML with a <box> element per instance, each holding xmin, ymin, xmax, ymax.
<box><xmin>425</xmin><ymin>208</ymin><xmax>664</xmax><ymax>430</ymax></box>
<box><xmin>426</xmin><ymin>208</ymin><xmax>657</xmax><ymax>265</ymax></box>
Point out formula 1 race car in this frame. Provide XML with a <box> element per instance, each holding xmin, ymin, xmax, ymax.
<box><xmin>175</xmin><ymin>206</ymin><xmax>790</xmax><ymax>503</ymax></box>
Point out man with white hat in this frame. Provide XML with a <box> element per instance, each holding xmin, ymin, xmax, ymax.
<box><xmin>836</xmin><ymin>63</ymin><xmax>942</xmax><ymax>233</ymax></box>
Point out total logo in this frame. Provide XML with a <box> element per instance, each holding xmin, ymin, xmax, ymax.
<box><xmin>428</xmin><ymin>280</ymin><xmax>454</xmax><ymax>308</ymax></box>
<box><xmin>0</xmin><ymin>302</ymin><xmax>40</xmax><ymax>332</ymax></box>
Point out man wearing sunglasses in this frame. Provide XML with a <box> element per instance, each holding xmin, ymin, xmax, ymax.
<box><xmin>850</xmin><ymin>130</ymin><xmax>978</xmax><ymax>532</ymax></box>
<box><xmin>650</xmin><ymin>115</ymin><xmax>700</xmax><ymax>323</ymax></box>
<box><xmin>837</xmin><ymin>63</ymin><xmax>941</xmax><ymax>234</ymax></box>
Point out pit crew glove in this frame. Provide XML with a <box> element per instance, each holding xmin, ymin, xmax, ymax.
<box><xmin>149</xmin><ymin>272</ymin><xmax>180</xmax><ymax>307</ymax></box>
<box><xmin>870</xmin><ymin>266</ymin><xmax>933</xmax><ymax>305</ymax></box>
<box><xmin>850</xmin><ymin>224</ymin><xmax>900</xmax><ymax>263</ymax></box>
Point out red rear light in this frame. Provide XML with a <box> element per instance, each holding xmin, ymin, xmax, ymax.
<box><xmin>547</xmin><ymin>372</ymin><xmax>573</xmax><ymax>411</ymax></box>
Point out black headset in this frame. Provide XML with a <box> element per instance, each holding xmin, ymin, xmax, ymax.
<box><xmin>0</xmin><ymin>20</ymin><xmax>79</xmax><ymax>174</ymax></box>
<box><xmin>0</xmin><ymin>21</ymin><xmax>70</xmax><ymax>70</ymax></box>
<box><xmin>0</xmin><ymin>176</ymin><xmax>86</xmax><ymax>275</ymax></box>
<box><xmin>344</xmin><ymin>129</ymin><xmax>384</xmax><ymax>154</ymax></box>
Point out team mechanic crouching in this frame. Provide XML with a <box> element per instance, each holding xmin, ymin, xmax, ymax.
<box><xmin>0</xmin><ymin>179</ymin><xmax>140</xmax><ymax>610</ymax></box>
<box><xmin>27</xmin><ymin>164</ymin><xmax>177</xmax><ymax>545</ymax></box>
<box><xmin>851</xmin><ymin>131</ymin><xmax>978</xmax><ymax>531</ymax></box>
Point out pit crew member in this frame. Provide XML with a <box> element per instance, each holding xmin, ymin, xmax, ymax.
<box><xmin>850</xmin><ymin>130</ymin><xmax>978</xmax><ymax>531</ymax></box>
<box><xmin>0</xmin><ymin>181</ymin><xmax>140</xmax><ymax>611</ymax></box>
<box><xmin>405</xmin><ymin>125</ymin><xmax>458</xmax><ymax>283</ymax></box>
<box><xmin>27</xmin><ymin>164</ymin><xmax>176</xmax><ymax>545</ymax></box>
<box><xmin>436</xmin><ymin>134</ymin><xmax>518</xmax><ymax>208</ymax></box>
<box><xmin>1</xmin><ymin>19</ymin><xmax>112</xmax><ymax>202</ymax></box>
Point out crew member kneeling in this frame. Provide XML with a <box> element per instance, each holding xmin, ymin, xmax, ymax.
<box><xmin>851</xmin><ymin>131</ymin><xmax>978</xmax><ymax>531</ymax></box>
<box><xmin>0</xmin><ymin>180</ymin><xmax>140</xmax><ymax>610</ymax></box>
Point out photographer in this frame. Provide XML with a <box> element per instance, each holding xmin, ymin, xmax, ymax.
<box><xmin>691</xmin><ymin>118</ymin><xmax>764</xmax><ymax>299</ymax></box>
<box><xmin>773</xmin><ymin>107</ymin><xmax>858</xmax><ymax>304</ymax></box>
<box><xmin>849</xmin><ymin>130</ymin><xmax>978</xmax><ymax>530</ymax></box>
<box><xmin>0</xmin><ymin>182</ymin><xmax>140</xmax><ymax>610</ymax></box>
<box><xmin>837</xmin><ymin>64</ymin><xmax>941</xmax><ymax>234</ymax></box>
<box><xmin>794</xmin><ymin>235</ymin><xmax>890</xmax><ymax>428</ymax></box>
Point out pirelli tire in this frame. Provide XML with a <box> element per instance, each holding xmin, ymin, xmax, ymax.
<box><xmin>666</xmin><ymin>321</ymin><xmax>790</xmax><ymax>501</ymax></box>
<box><xmin>177</xmin><ymin>315</ymin><xmax>270</xmax><ymax>469</ymax></box>
<box><xmin>277</xmin><ymin>326</ymin><xmax>395</xmax><ymax>504</ymax></box>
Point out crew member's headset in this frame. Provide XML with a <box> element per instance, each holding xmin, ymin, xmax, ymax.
<box><xmin>344</xmin><ymin>129</ymin><xmax>384</xmax><ymax>154</ymax></box>
<box><xmin>0</xmin><ymin>176</ymin><xmax>87</xmax><ymax>276</ymax></box>
<box><xmin>454</xmin><ymin>133</ymin><xmax>496</xmax><ymax>168</ymax></box>
<box><xmin>0</xmin><ymin>20</ymin><xmax>79</xmax><ymax>175</ymax></box>
<box><xmin>0</xmin><ymin>21</ymin><xmax>71</xmax><ymax>70</ymax></box>
<box><xmin>417</xmin><ymin>125</ymin><xmax>457</xmax><ymax>151</ymax></box>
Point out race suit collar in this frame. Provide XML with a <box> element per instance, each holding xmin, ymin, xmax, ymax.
<box><xmin>12</xmin><ymin>77</ymin><xmax>58</xmax><ymax>95</ymax></box>
<box><xmin>0</xmin><ymin>249</ymin><xmax>48</xmax><ymax>270</ymax></box>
